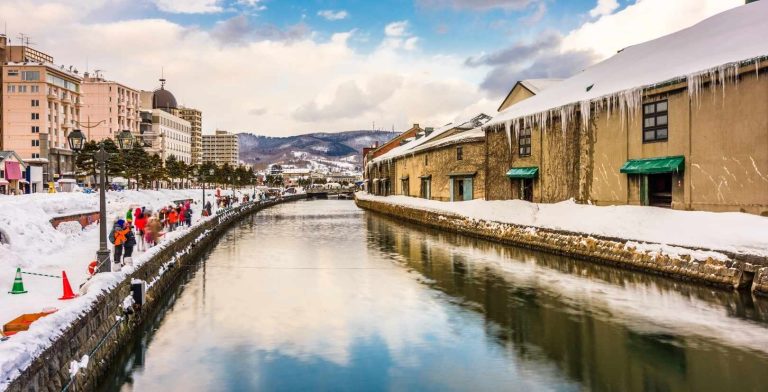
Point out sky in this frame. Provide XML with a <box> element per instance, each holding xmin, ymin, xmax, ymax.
<box><xmin>0</xmin><ymin>0</ymin><xmax>744</xmax><ymax>136</ymax></box>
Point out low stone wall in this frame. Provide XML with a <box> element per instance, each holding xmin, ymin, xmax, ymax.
<box><xmin>6</xmin><ymin>196</ymin><xmax>305</xmax><ymax>392</ymax></box>
<box><xmin>356</xmin><ymin>198</ymin><xmax>768</xmax><ymax>293</ymax></box>
<box><xmin>50</xmin><ymin>212</ymin><xmax>100</xmax><ymax>229</ymax></box>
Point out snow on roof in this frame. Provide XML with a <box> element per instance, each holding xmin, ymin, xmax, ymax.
<box><xmin>371</xmin><ymin>113</ymin><xmax>492</xmax><ymax>164</ymax></box>
<box><xmin>411</xmin><ymin>127</ymin><xmax>485</xmax><ymax>153</ymax></box>
<box><xmin>519</xmin><ymin>79</ymin><xmax>562</xmax><ymax>94</ymax></box>
<box><xmin>486</xmin><ymin>2</ymin><xmax>768</xmax><ymax>132</ymax></box>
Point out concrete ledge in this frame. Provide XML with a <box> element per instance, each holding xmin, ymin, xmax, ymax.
<box><xmin>355</xmin><ymin>198</ymin><xmax>768</xmax><ymax>294</ymax></box>
<box><xmin>6</xmin><ymin>196</ymin><xmax>305</xmax><ymax>392</ymax></box>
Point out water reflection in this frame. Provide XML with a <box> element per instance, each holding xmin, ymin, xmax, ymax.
<box><xmin>367</xmin><ymin>214</ymin><xmax>768</xmax><ymax>391</ymax></box>
<box><xmin>105</xmin><ymin>200</ymin><xmax>768</xmax><ymax>391</ymax></box>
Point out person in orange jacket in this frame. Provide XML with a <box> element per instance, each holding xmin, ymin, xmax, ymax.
<box><xmin>167</xmin><ymin>208</ymin><xmax>179</xmax><ymax>231</ymax></box>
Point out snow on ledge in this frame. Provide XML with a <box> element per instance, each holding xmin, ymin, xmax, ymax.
<box><xmin>355</xmin><ymin>192</ymin><xmax>768</xmax><ymax>258</ymax></box>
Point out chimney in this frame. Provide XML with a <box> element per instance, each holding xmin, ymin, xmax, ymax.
<box><xmin>413</xmin><ymin>123</ymin><xmax>419</xmax><ymax>129</ymax></box>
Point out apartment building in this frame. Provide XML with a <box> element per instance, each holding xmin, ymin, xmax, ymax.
<box><xmin>0</xmin><ymin>35</ymin><xmax>82</xmax><ymax>181</ymax></box>
<box><xmin>138</xmin><ymin>83</ymin><xmax>192</xmax><ymax>164</ymax></box>
<box><xmin>202</xmin><ymin>130</ymin><xmax>238</xmax><ymax>166</ymax></box>
<box><xmin>177</xmin><ymin>106</ymin><xmax>202</xmax><ymax>166</ymax></box>
<box><xmin>79</xmin><ymin>72</ymin><xmax>141</xmax><ymax>141</ymax></box>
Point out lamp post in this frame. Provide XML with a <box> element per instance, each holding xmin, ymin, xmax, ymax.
<box><xmin>69</xmin><ymin>129</ymin><xmax>133</xmax><ymax>273</ymax></box>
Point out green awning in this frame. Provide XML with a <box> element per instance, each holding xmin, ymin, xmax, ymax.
<box><xmin>506</xmin><ymin>167</ymin><xmax>539</xmax><ymax>179</ymax></box>
<box><xmin>620</xmin><ymin>156</ymin><xmax>685</xmax><ymax>174</ymax></box>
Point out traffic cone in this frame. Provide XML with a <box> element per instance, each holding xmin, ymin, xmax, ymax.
<box><xmin>59</xmin><ymin>271</ymin><xmax>77</xmax><ymax>300</ymax></box>
<box><xmin>8</xmin><ymin>268</ymin><xmax>27</xmax><ymax>294</ymax></box>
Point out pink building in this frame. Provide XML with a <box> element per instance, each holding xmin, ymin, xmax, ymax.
<box><xmin>0</xmin><ymin>35</ymin><xmax>82</xmax><ymax>182</ymax></box>
<box><xmin>79</xmin><ymin>72</ymin><xmax>141</xmax><ymax>142</ymax></box>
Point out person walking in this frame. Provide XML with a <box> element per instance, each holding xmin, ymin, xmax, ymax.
<box><xmin>204</xmin><ymin>201</ymin><xmax>212</xmax><ymax>216</ymax></box>
<box><xmin>184</xmin><ymin>205</ymin><xmax>192</xmax><ymax>227</ymax></box>
<box><xmin>108</xmin><ymin>219</ymin><xmax>130</xmax><ymax>271</ymax></box>
<box><xmin>167</xmin><ymin>207</ymin><xmax>178</xmax><ymax>231</ymax></box>
<box><xmin>134</xmin><ymin>210</ymin><xmax>148</xmax><ymax>251</ymax></box>
<box><xmin>148</xmin><ymin>214</ymin><xmax>163</xmax><ymax>246</ymax></box>
<box><xmin>123</xmin><ymin>220</ymin><xmax>137</xmax><ymax>267</ymax></box>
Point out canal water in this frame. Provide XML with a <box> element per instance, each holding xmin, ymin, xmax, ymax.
<box><xmin>102</xmin><ymin>200</ymin><xmax>768</xmax><ymax>391</ymax></box>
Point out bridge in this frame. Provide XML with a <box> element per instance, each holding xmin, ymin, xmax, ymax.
<box><xmin>306</xmin><ymin>189</ymin><xmax>355</xmax><ymax>199</ymax></box>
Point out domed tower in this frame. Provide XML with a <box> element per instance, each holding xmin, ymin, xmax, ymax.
<box><xmin>152</xmin><ymin>78</ymin><xmax>178</xmax><ymax>113</ymax></box>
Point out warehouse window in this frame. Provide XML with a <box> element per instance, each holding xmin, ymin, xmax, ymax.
<box><xmin>643</xmin><ymin>100</ymin><xmax>668</xmax><ymax>142</ymax></box>
<box><xmin>519</xmin><ymin>127</ymin><xmax>532</xmax><ymax>156</ymax></box>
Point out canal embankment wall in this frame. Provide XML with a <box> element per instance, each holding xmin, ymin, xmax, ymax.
<box><xmin>5</xmin><ymin>196</ymin><xmax>306</xmax><ymax>392</ymax></box>
<box><xmin>355</xmin><ymin>197</ymin><xmax>768</xmax><ymax>296</ymax></box>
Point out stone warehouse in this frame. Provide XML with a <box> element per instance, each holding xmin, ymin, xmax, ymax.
<box><xmin>365</xmin><ymin>3</ymin><xmax>768</xmax><ymax>216</ymax></box>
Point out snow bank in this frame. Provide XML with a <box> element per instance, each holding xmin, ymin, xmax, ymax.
<box><xmin>0</xmin><ymin>188</ymin><xmax>252</xmax><ymax>389</ymax></box>
<box><xmin>356</xmin><ymin>193</ymin><xmax>768</xmax><ymax>258</ymax></box>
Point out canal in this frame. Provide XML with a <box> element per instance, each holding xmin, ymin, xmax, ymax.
<box><xmin>102</xmin><ymin>200</ymin><xmax>768</xmax><ymax>391</ymax></box>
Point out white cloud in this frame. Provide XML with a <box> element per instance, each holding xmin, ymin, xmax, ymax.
<box><xmin>588</xmin><ymin>0</ymin><xmax>619</xmax><ymax>18</ymax></box>
<box><xmin>0</xmin><ymin>1</ymin><xmax>486</xmax><ymax>136</ymax></box>
<box><xmin>153</xmin><ymin>0</ymin><xmax>222</xmax><ymax>14</ymax></box>
<box><xmin>385</xmin><ymin>21</ymin><xmax>409</xmax><ymax>37</ymax></box>
<box><xmin>565</xmin><ymin>0</ymin><xmax>743</xmax><ymax>58</ymax></box>
<box><xmin>416</xmin><ymin>0</ymin><xmax>536</xmax><ymax>11</ymax></box>
<box><xmin>318</xmin><ymin>9</ymin><xmax>349</xmax><ymax>21</ymax></box>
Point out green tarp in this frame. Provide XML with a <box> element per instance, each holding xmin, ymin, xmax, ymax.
<box><xmin>620</xmin><ymin>156</ymin><xmax>685</xmax><ymax>174</ymax></box>
<box><xmin>506</xmin><ymin>167</ymin><xmax>539</xmax><ymax>179</ymax></box>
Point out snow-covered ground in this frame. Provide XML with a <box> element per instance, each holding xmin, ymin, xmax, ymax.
<box><xmin>356</xmin><ymin>193</ymin><xmax>768</xmax><ymax>258</ymax></box>
<box><xmin>0</xmin><ymin>188</ymin><xmax>252</xmax><ymax>389</ymax></box>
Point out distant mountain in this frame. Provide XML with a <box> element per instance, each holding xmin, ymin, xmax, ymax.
<box><xmin>238</xmin><ymin>130</ymin><xmax>398</xmax><ymax>169</ymax></box>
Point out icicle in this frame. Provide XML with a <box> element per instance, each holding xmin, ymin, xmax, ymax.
<box><xmin>504</xmin><ymin>120</ymin><xmax>512</xmax><ymax>151</ymax></box>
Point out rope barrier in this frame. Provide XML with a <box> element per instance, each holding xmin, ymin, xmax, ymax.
<box><xmin>20</xmin><ymin>271</ymin><xmax>61</xmax><ymax>279</ymax></box>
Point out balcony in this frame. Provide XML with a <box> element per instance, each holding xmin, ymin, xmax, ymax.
<box><xmin>47</xmin><ymin>92</ymin><xmax>58</xmax><ymax>101</ymax></box>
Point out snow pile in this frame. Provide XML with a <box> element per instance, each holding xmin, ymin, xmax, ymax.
<box><xmin>486</xmin><ymin>2</ymin><xmax>768</xmax><ymax>135</ymax></box>
<box><xmin>356</xmin><ymin>193</ymin><xmax>768</xmax><ymax>258</ymax></box>
<box><xmin>0</xmin><ymin>188</ymin><xmax>252</xmax><ymax>389</ymax></box>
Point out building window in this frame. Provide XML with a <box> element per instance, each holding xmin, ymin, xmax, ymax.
<box><xmin>31</xmin><ymin>85</ymin><xmax>39</xmax><ymax>93</ymax></box>
<box><xmin>19</xmin><ymin>85</ymin><xmax>27</xmax><ymax>93</ymax></box>
<box><xmin>643</xmin><ymin>100</ymin><xmax>668</xmax><ymax>142</ymax></box>
<box><xmin>31</xmin><ymin>126</ymin><xmax>40</xmax><ymax>133</ymax></box>
<box><xmin>31</xmin><ymin>99</ymin><xmax>40</xmax><ymax>107</ymax></box>
<box><xmin>7</xmin><ymin>69</ymin><xmax>19</xmax><ymax>76</ymax></box>
<box><xmin>32</xmin><ymin>140</ymin><xmax>40</xmax><ymax>147</ymax></box>
<box><xmin>456</xmin><ymin>146</ymin><xmax>463</xmax><ymax>161</ymax></box>
<box><xmin>6</xmin><ymin>85</ymin><xmax>15</xmax><ymax>93</ymax></box>
<box><xmin>32</xmin><ymin>153</ymin><xmax>40</xmax><ymax>159</ymax></box>
<box><xmin>21</xmin><ymin>71</ymin><xmax>40</xmax><ymax>81</ymax></box>
<box><xmin>401</xmin><ymin>178</ymin><xmax>409</xmax><ymax>196</ymax></box>
<box><xmin>31</xmin><ymin>113</ymin><xmax>40</xmax><ymax>120</ymax></box>
<box><xmin>519</xmin><ymin>128</ymin><xmax>532</xmax><ymax>156</ymax></box>
<box><xmin>425</xmin><ymin>154</ymin><xmax>428</xmax><ymax>166</ymax></box>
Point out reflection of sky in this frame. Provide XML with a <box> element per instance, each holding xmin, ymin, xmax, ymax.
<box><xmin>122</xmin><ymin>201</ymin><xmax>578</xmax><ymax>391</ymax></box>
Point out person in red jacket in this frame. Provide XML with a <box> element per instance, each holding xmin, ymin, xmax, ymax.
<box><xmin>134</xmin><ymin>210</ymin><xmax>148</xmax><ymax>251</ymax></box>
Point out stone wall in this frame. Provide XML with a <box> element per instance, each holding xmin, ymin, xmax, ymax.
<box><xmin>393</xmin><ymin>139</ymin><xmax>486</xmax><ymax>201</ymax></box>
<box><xmin>485</xmin><ymin>120</ymin><xmax>583</xmax><ymax>204</ymax></box>
<box><xmin>5</xmin><ymin>196</ymin><xmax>305</xmax><ymax>392</ymax></box>
<box><xmin>356</xmin><ymin>197</ymin><xmax>768</xmax><ymax>294</ymax></box>
<box><xmin>50</xmin><ymin>211</ymin><xmax>100</xmax><ymax>229</ymax></box>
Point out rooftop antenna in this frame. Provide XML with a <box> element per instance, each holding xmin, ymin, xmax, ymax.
<box><xmin>160</xmin><ymin>67</ymin><xmax>166</xmax><ymax>89</ymax></box>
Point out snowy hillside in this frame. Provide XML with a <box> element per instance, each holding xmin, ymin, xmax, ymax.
<box><xmin>238</xmin><ymin>130</ymin><xmax>398</xmax><ymax>166</ymax></box>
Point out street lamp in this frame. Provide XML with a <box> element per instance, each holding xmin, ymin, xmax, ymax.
<box><xmin>117</xmin><ymin>130</ymin><xmax>134</xmax><ymax>150</ymax></box>
<box><xmin>68</xmin><ymin>129</ymin><xmax>129</xmax><ymax>273</ymax></box>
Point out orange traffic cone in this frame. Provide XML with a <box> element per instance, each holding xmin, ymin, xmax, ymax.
<box><xmin>59</xmin><ymin>271</ymin><xmax>77</xmax><ymax>300</ymax></box>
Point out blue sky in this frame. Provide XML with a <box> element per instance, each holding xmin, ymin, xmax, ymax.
<box><xmin>0</xmin><ymin>0</ymin><xmax>742</xmax><ymax>135</ymax></box>
<box><xmin>156</xmin><ymin>0</ymin><xmax>624</xmax><ymax>56</ymax></box>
